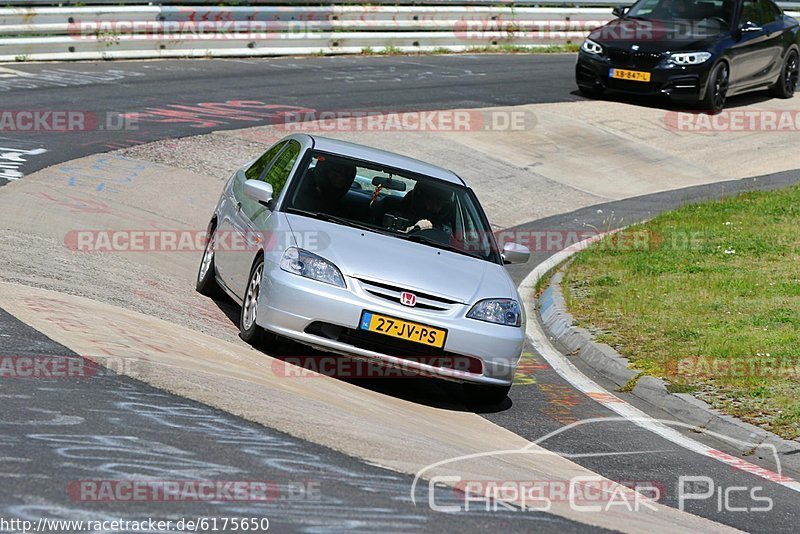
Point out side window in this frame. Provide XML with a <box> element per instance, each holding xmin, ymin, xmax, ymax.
<box><xmin>766</xmin><ymin>0</ymin><xmax>782</xmax><ymax>20</ymax></box>
<box><xmin>741</xmin><ymin>0</ymin><xmax>780</xmax><ymax>25</ymax></box>
<box><xmin>245</xmin><ymin>141</ymin><xmax>285</xmax><ymax>182</ymax></box>
<box><xmin>632</xmin><ymin>0</ymin><xmax>662</xmax><ymax>17</ymax></box>
<box><xmin>262</xmin><ymin>140</ymin><xmax>301</xmax><ymax>198</ymax></box>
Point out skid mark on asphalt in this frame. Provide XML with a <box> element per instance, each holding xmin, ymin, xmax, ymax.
<box><xmin>0</xmin><ymin>68</ymin><xmax>145</xmax><ymax>92</ymax></box>
<box><xmin>121</xmin><ymin>101</ymin><xmax>313</xmax><ymax>130</ymax></box>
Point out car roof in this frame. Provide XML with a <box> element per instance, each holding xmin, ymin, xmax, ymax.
<box><xmin>294</xmin><ymin>134</ymin><xmax>466</xmax><ymax>186</ymax></box>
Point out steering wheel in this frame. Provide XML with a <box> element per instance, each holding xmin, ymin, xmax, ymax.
<box><xmin>408</xmin><ymin>227</ymin><xmax>451</xmax><ymax>243</ymax></box>
<box><xmin>708</xmin><ymin>16</ymin><xmax>729</xmax><ymax>26</ymax></box>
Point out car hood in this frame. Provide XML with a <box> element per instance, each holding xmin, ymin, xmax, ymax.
<box><xmin>590</xmin><ymin>19</ymin><xmax>722</xmax><ymax>51</ymax></box>
<box><xmin>283</xmin><ymin>213</ymin><xmax>515</xmax><ymax>304</ymax></box>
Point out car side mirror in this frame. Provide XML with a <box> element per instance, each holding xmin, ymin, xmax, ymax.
<box><xmin>243</xmin><ymin>179</ymin><xmax>274</xmax><ymax>207</ymax></box>
<box><xmin>612</xmin><ymin>5</ymin><xmax>630</xmax><ymax>18</ymax></box>
<box><xmin>739</xmin><ymin>20</ymin><xmax>763</xmax><ymax>33</ymax></box>
<box><xmin>501</xmin><ymin>242</ymin><xmax>530</xmax><ymax>265</ymax></box>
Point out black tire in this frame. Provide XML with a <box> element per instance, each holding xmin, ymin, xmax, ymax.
<box><xmin>578</xmin><ymin>85</ymin><xmax>604</xmax><ymax>98</ymax></box>
<box><xmin>196</xmin><ymin>222</ymin><xmax>223</xmax><ymax>298</ymax></box>
<box><xmin>463</xmin><ymin>383</ymin><xmax>511</xmax><ymax>405</ymax></box>
<box><xmin>769</xmin><ymin>49</ymin><xmax>799</xmax><ymax>99</ymax></box>
<box><xmin>699</xmin><ymin>61</ymin><xmax>729</xmax><ymax>114</ymax></box>
<box><xmin>239</xmin><ymin>257</ymin><xmax>274</xmax><ymax>347</ymax></box>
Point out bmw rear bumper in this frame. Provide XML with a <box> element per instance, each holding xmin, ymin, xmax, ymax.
<box><xmin>256</xmin><ymin>260</ymin><xmax>524</xmax><ymax>386</ymax></box>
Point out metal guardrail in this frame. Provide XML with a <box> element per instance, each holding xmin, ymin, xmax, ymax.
<box><xmin>0</xmin><ymin>5</ymin><xmax>611</xmax><ymax>61</ymax></box>
<box><xmin>1</xmin><ymin>1</ymin><xmax>633</xmax><ymax>6</ymax></box>
<box><xmin>0</xmin><ymin>3</ymin><xmax>798</xmax><ymax>62</ymax></box>
<box><xmin>5</xmin><ymin>1</ymin><xmax>800</xmax><ymax>6</ymax></box>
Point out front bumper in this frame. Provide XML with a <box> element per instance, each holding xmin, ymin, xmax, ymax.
<box><xmin>576</xmin><ymin>50</ymin><xmax>713</xmax><ymax>101</ymax></box>
<box><xmin>257</xmin><ymin>260</ymin><xmax>524</xmax><ymax>386</ymax></box>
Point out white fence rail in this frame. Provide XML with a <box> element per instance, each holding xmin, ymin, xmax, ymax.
<box><xmin>5</xmin><ymin>0</ymin><xmax>800</xmax><ymax>6</ymax></box>
<box><xmin>0</xmin><ymin>4</ymin><xmax>798</xmax><ymax>62</ymax></box>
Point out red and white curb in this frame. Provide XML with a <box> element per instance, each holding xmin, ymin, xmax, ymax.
<box><xmin>518</xmin><ymin>233</ymin><xmax>800</xmax><ymax>494</ymax></box>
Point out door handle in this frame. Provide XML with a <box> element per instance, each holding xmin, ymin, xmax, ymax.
<box><xmin>235</xmin><ymin>201</ymin><xmax>242</xmax><ymax>212</ymax></box>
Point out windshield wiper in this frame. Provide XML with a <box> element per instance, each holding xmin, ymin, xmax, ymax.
<box><xmin>400</xmin><ymin>232</ymin><xmax>484</xmax><ymax>260</ymax></box>
<box><xmin>285</xmin><ymin>207</ymin><xmax>381</xmax><ymax>233</ymax></box>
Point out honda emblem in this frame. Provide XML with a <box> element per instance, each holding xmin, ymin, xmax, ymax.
<box><xmin>400</xmin><ymin>292</ymin><xmax>417</xmax><ymax>307</ymax></box>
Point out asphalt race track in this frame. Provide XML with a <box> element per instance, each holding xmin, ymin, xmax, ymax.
<box><xmin>0</xmin><ymin>54</ymin><xmax>581</xmax><ymax>185</ymax></box>
<box><xmin>1</xmin><ymin>54</ymin><xmax>799</xmax><ymax>532</ymax></box>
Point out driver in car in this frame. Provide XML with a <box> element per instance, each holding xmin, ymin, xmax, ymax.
<box><xmin>295</xmin><ymin>156</ymin><xmax>357</xmax><ymax>214</ymax></box>
<box><xmin>399</xmin><ymin>182</ymin><xmax>453</xmax><ymax>233</ymax></box>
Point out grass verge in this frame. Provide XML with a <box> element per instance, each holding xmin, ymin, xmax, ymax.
<box><xmin>562</xmin><ymin>185</ymin><xmax>800</xmax><ymax>439</ymax></box>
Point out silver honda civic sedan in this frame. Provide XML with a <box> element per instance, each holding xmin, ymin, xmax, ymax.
<box><xmin>196</xmin><ymin>134</ymin><xmax>530</xmax><ymax>403</ymax></box>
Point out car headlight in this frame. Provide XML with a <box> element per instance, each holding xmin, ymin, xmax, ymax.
<box><xmin>467</xmin><ymin>299</ymin><xmax>522</xmax><ymax>327</ymax></box>
<box><xmin>280</xmin><ymin>247</ymin><xmax>345</xmax><ymax>288</ymax></box>
<box><xmin>581</xmin><ymin>39</ymin><xmax>603</xmax><ymax>56</ymax></box>
<box><xmin>668</xmin><ymin>52</ymin><xmax>712</xmax><ymax>66</ymax></box>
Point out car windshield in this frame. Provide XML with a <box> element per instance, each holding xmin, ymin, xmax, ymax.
<box><xmin>282</xmin><ymin>150</ymin><xmax>501</xmax><ymax>264</ymax></box>
<box><xmin>626</xmin><ymin>0</ymin><xmax>735</xmax><ymax>35</ymax></box>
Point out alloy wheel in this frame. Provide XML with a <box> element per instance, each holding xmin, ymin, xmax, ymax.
<box><xmin>713</xmin><ymin>64</ymin><xmax>729</xmax><ymax>112</ymax></box>
<box><xmin>242</xmin><ymin>263</ymin><xmax>263</xmax><ymax>332</ymax></box>
<box><xmin>785</xmin><ymin>53</ymin><xmax>799</xmax><ymax>95</ymax></box>
<box><xmin>198</xmin><ymin>230</ymin><xmax>215</xmax><ymax>283</ymax></box>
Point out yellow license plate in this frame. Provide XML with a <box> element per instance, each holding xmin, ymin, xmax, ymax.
<box><xmin>359</xmin><ymin>311</ymin><xmax>447</xmax><ymax>349</ymax></box>
<box><xmin>610</xmin><ymin>68</ymin><xmax>651</xmax><ymax>82</ymax></box>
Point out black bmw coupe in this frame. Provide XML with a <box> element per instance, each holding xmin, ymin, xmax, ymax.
<box><xmin>576</xmin><ymin>0</ymin><xmax>800</xmax><ymax>111</ymax></box>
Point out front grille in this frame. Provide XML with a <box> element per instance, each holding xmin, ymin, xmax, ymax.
<box><xmin>607</xmin><ymin>49</ymin><xmax>663</xmax><ymax>70</ymax></box>
<box><xmin>305</xmin><ymin>321</ymin><xmax>484</xmax><ymax>375</ymax></box>
<box><xmin>356</xmin><ymin>278</ymin><xmax>460</xmax><ymax>312</ymax></box>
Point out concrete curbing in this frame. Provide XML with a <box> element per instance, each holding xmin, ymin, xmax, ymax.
<box><xmin>539</xmin><ymin>273</ymin><xmax>639</xmax><ymax>389</ymax></box>
<box><xmin>536</xmin><ymin>262</ymin><xmax>800</xmax><ymax>472</ymax></box>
